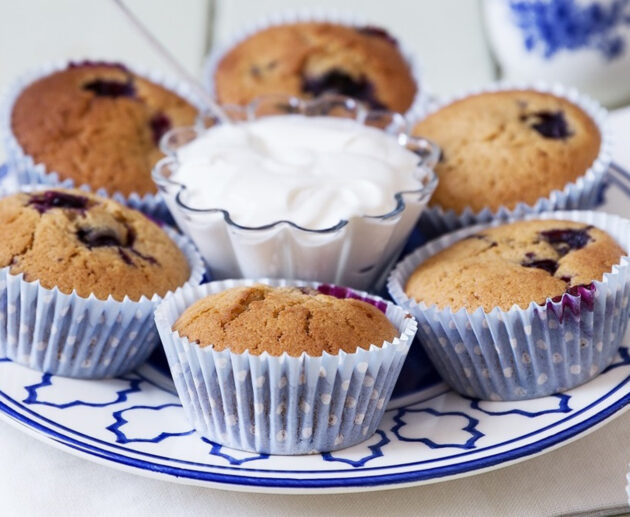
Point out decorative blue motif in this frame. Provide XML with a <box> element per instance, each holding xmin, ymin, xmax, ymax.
<box><xmin>321</xmin><ymin>430</ymin><xmax>390</xmax><ymax>467</ymax></box>
<box><xmin>23</xmin><ymin>373</ymin><xmax>143</xmax><ymax>409</ymax></box>
<box><xmin>201</xmin><ymin>438</ymin><xmax>269</xmax><ymax>465</ymax></box>
<box><xmin>509</xmin><ymin>0</ymin><xmax>630</xmax><ymax>59</ymax></box>
<box><xmin>107</xmin><ymin>403</ymin><xmax>195</xmax><ymax>443</ymax></box>
<box><xmin>470</xmin><ymin>393</ymin><xmax>571</xmax><ymax>417</ymax></box>
<box><xmin>391</xmin><ymin>407</ymin><xmax>483</xmax><ymax>449</ymax></box>
<box><xmin>605</xmin><ymin>346</ymin><xmax>630</xmax><ymax>370</ymax></box>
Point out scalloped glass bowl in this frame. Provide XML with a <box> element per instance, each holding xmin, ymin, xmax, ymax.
<box><xmin>153</xmin><ymin>95</ymin><xmax>438</xmax><ymax>289</ymax></box>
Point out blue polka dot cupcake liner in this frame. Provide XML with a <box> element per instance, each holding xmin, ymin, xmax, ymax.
<box><xmin>0</xmin><ymin>226</ymin><xmax>205</xmax><ymax>378</ymax></box>
<box><xmin>154</xmin><ymin>278</ymin><xmax>417</xmax><ymax>455</ymax></box>
<box><xmin>388</xmin><ymin>210</ymin><xmax>630</xmax><ymax>401</ymax></box>
<box><xmin>201</xmin><ymin>9</ymin><xmax>428</xmax><ymax>120</ymax></box>
<box><xmin>0</xmin><ymin>59</ymin><xmax>205</xmax><ymax>223</ymax></box>
<box><xmin>408</xmin><ymin>82</ymin><xmax>612</xmax><ymax>240</ymax></box>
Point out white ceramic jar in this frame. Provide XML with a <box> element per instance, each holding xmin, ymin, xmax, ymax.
<box><xmin>483</xmin><ymin>0</ymin><xmax>630</xmax><ymax>107</ymax></box>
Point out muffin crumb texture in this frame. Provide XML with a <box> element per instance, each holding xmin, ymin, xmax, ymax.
<box><xmin>0</xmin><ymin>189</ymin><xmax>190</xmax><ymax>301</ymax></box>
<box><xmin>173</xmin><ymin>285</ymin><xmax>398</xmax><ymax>356</ymax></box>
<box><xmin>405</xmin><ymin>219</ymin><xmax>625</xmax><ymax>312</ymax></box>
<box><xmin>412</xmin><ymin>90</ymin><xmax>601</xmax><ymax>213</ymax></box>
<box><xmin>11</xmin><ymin>63</ymin><xmax>198</xmax><ymax>196</ymax></box>
<box><xmin>214</xmin><ymin>23</ymin><xmax>417</xmax><ymax>113</ymax></box>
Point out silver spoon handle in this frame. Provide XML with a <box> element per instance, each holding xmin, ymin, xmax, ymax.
<box><xmin>112</xmin><ymin>0</ymin><xmax>230</xmax><ymax>124</ymax></box>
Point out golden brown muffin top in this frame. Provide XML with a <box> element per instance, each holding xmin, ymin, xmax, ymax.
<box><xmin>0</xmin><ymin>189</ymin><xmax>190</xmax><ymax>301</ymax></box>
<box><xmin>405</xmin><ymin>219</ymin><xmax>624</xmax><ymax>312</ymax></box>
<box><xmin>11</xmin><ymin>63</ymin><xmax>198</xmax><ymax>197</ymax></box>
<box><xmin>214</xmin><ymin>23</ymin><xmax>417</xmax><ymax>113</ymax></box>
<box><xmin>412</xmin><ymin>90</ymin><xmax>601</xmax><ymax>214</ymax></box>
<box><xmin>173</xmin><ymin>284</ymin><xmax>398</xmax><ymax>356</ymax></box>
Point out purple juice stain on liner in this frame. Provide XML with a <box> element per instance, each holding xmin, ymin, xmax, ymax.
<box><xmin>545</xmin><ymin>282</ymin><xmax>597</xmax><ymax>322</ymax></box>
<box><xmin>316</xmin><ymin>284</ymin><xmax>388</xmax><ymax>313</ymax></box>
<box><xmin>521</xmin><ymin>110</ymin><xmax>572</xmax><ymax>139</ymax></box>
<box><xmin>28</xmin><ymin>191</ymin><xmax>89</xmax><ymax>214</ymax></box>
<box><xmin>301</xmin><ymin>70</ymin><xmax>386</xmax><ymax>110</ymax></box>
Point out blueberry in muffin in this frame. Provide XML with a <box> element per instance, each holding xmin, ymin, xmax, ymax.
<box><xmin>213</xmin><ymin>22</ymin><xmax>417</xmax><ymax>113</ymax></box>
<box><xmin>11</xmin><ymin>62</ymin><xmax>198</xmax><ymax>197</ymax></box>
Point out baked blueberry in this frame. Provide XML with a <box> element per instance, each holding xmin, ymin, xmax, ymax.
<box><xmin>522</xmin><ymin>110</ymin><xmax>572</xmax><ymax>139</ymax></box>
<box><xmin>301</xmin><ymin>70</ymin><xmax>385</xmax><ymax>110</ymax></box>
<box><xmin>28</xmin><ymin>190</ymin><xmax>89</xmax><ymax>213</ymax></box>
<box><xmin>540</xmin><ymin>227</ymin><xmax>591</xmax><ymax>256</ymax></box>
<box><xmin>83</xmin><ymin>78</ymin><xmax>135</xmax><ymax>98</ymax></box>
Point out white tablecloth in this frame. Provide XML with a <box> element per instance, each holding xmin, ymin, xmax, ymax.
<box><xmin>2</xmin><ymin>109</ymin><xmax>630</xmax><ymax>517</ymax></box>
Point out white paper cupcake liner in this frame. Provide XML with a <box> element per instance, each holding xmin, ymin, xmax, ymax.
<box><xmin>202</xmin><ymin>9</ymin><xmax>427</xmax><ymax>119</ymax></box>
<box><xmin>388</xmin><ymin>210</ymin><xmax>630</xmax><ymax>401</ymax></box>
<box><xmin>408</xmin><ymin>82</ymin><xmax>612</xmax><ymax>239</ymax></box>
<box><xmin>154</xmin><ymin>278</ymin><xmax>417</xmax><ymax>455</ymax></box>
<box><xmin>0</xmin><ymin>59</ymin><xmax>205</xmax><ymax>222</ymax></box>
<box><xmin>0</xmin><ymin>226</ymin><xmax>206</xmax><ymax>379</ymax></box>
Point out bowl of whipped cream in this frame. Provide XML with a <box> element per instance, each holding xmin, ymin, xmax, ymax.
<box><xmin>153</xmin><ymin>95</ymin><xmax>438</xmax><ymax>289</ymax></box>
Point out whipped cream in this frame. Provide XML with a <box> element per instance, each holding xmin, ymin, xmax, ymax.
<box><xmin>172</xmin><ymin>115</ymin><xmax>423</xmax><ymax>230</ymax></box>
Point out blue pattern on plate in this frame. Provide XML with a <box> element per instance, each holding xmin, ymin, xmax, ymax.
<box><xmin>604</xmin><ymin>346</ymin><xmax>630</xmax><ymax>370</ymax></box>
<box><xmin>201</xmin><ymin>438</ymin><xmax>270</xmax><ymax>465</ymax></box>
<box><xmin>107</xmin><ymin>403</ymin><xmax>195</xmax><ymax>443</ymax></box>
<box><xmin>470</xmin><ymin>393</ymin><xmax>571</xmax><ymax>417</ymax></box>
<box><xmin>321</xmin><ymin>430</ymin><xmax>390</xmax><ymax>467</ymax></box>
<box><xmin>509</xmin><ymin>0</ymin><xmax>630</xmax><ymax>59</ymax></box>
<box><xmin>23</xmin><ymin>373</ymin><xmax>142</xmax><ymax>409</ymax></box>
<box><xmin>391</xmin><ymin>407</ymin><xmax>484</xmax><ymax>449</ymax></box>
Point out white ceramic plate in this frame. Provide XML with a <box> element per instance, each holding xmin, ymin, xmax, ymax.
<box><xmin>1</xmin><ymin>167</ymin><xmax>630</xmax><ymax>494</ymax></box>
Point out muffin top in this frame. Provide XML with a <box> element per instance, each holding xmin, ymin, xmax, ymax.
<box><xmin>0</xmin><ymin>189</ymin><xmax>191</xmax><ymax>301</ymax></box>
<box><xmin>11</xmin><ymin>62</ymin><xmax>198</xmax><ymax>197</ymax></box>
<box><xmin>173</xmin><ymin>284</ymin><xmax>398</xmax><ymax>356</ymax></box>
<box><xmin>412</xmin><ymin>90</ymin><xmax>601</xmax><ymax>214</ymax></box>
<box><xmin>214</xmin><ymin>23</ymin><xmax>416</xmax><ymax>113</ymax></box>
<box><xmin>405</xmin><ymin>219</ymin><xmax>625</xmax><ymax>312</ymax></box>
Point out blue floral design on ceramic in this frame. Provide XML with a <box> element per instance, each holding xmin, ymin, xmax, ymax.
<box><xmin>509</xmin><ymin>0</ymin><xmax>630</xmax><ymax>59</ymax></box>
<box><xmin>321</xmin><ymin>430</ymin><xmax>390</xmax><ymax>467</ymax></box>
<box><xmin>201</xmin><ymin>438</ymin><xmax>270</xmax><ymax>465</ymax></box>
<box><xmin>391</xmin><ymin>407</ymin><xmax>483</xmax><ymax>449</ymax></box>
<box><xmin>107</xmin><ymin>403</ymin><xmax>195</xmax><ymax>443</ymax></box>
<box><xmin>23</xmin><ymin>373</ymin><xmax>142</xmax><ymax>409</ymax></box>
<box><xmin>470</xmin><ymin>393</ymin><xmax>571</xmax><ymax>417</ymax></box>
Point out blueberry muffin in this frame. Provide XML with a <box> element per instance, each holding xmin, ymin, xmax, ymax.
<box><xmin>405</xmin><ymin>219</ymin><xmax>625</xmax><ymax>311</ymax></box>
<box><xmin>214</xmin><ymin>23</ymin><xmax>416</xmax><ymax>113</ymax></box>
<box><xmin>412</xmin><ymin>90</ymin><xmax>601</xmax><ymax>214</ymax></box>
<box><xmin>0</xmin><ymin>189</ymin><xmax>191</xmax><ymax>301</ymax></box>
<box><xmin>173</xmin><ymin>284</ymin><xmax>398</xmax><ymax>356</ymax></box>
<box><xmin>11</xmin><ymin>62</ymin><xmax>198</xmax><ymax>197</ymax></box>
